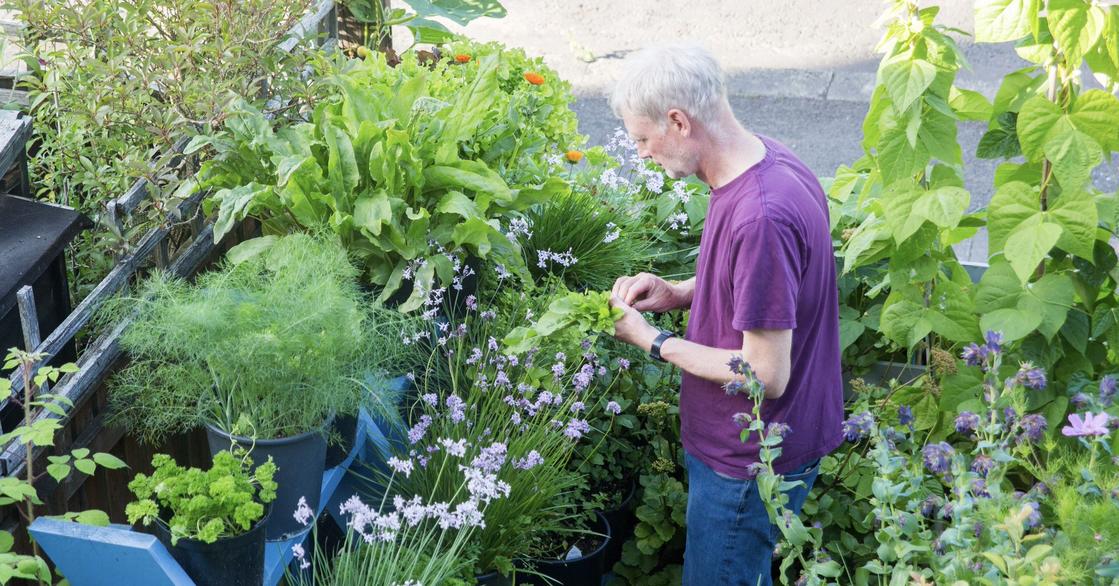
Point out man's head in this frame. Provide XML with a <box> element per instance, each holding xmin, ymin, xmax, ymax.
<box><xmin>610</xmin><ymin>43</ymin><xmax>728</xmax><ymax>179</ymax></box>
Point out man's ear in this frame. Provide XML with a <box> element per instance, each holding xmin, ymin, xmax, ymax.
<box><xmin>667</xmin><ymin>108</ymin><xmax>691</xmax><ymax>137</ymax></box>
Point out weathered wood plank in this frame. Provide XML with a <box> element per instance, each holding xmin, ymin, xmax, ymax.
<box><xmin>15</xmin><ymin>285</ymin><xmax>44</xmax><ymax>394</ymax></box>
<box><xmin>0</xmin><ymin>114</ymin><xmax>29</xmax><ymax>182</ymax></box>
<box><xmin>278</xmin><ymin>0</ymin><xmax>336</xmax><ymax>53</ymax></box>
<box><xmin>3</xmin><ymin>191</ymin><xmax>206</xmax><ymax>401</ymax></box>
<box><xmin>2</xmin><ymin>218</ymin><xmax>219</xmax><ymax>478</ymax></box>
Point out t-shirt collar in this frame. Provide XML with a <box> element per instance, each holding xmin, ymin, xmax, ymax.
<box><xmin>711</xmin><ymin>135</ymin><xmax>775</xmax><ymax>198</ymax></box>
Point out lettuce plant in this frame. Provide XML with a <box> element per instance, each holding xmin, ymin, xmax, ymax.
<box><xmin>190</xmin><ymin>41</ymin><xmax>583</xmax><ymax>312</ymax></box>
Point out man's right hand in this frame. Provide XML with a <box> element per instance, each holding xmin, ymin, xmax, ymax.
<box><xmin>612</xmin><ymin>273</ymin><xmax>693</xmax><ymax>313</ymax></box>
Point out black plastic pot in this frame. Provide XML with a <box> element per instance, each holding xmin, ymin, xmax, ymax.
<box><xmin>323</xmin><ymin>413</ymin><xmax>358</xmax><ymax>469</ymax></box>
<box><xmin>600</xmin><ymin>481</ymin><xmax>638</xmax><ymax>573</ymax></box>
<box><xmin>474</xmin><ymin>569</ymin><xmax>513</xmax><ymax>586</ymax></box>
<box><xmin>205</xmin><ymin>422</ymin><xmax>327</xmax><ymax>541</ymax></box>
<box><xmin>150</xmin><ymin>506</ymin><xmax>268</xmax><ymax>586</ymax></box>
<box><xmin>519</xmin><ymin>512</ymin><xmax>612</xmax><ymax>586</ymax></box>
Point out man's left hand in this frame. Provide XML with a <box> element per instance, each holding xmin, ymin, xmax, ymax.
<box><xmin>610</xmin><ymin>294</ymin><xmax>660</xmax><ymax>352</ymax></box>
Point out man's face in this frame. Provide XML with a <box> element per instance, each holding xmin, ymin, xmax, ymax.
<box><xmin>621</xmin><ymin>112</ymin><xmax>697</xmax><ymax>179</ymax></box>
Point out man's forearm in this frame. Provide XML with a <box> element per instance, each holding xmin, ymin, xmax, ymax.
<box><xmin>632</xmin><ymin>326</ymin><xmax>785</xmax><ymax>399</ymax></box>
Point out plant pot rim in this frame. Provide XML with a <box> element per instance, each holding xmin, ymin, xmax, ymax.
<box><xmin>204</xmin><ymin>418</ymin><xmax>331</xmax><ymax>446</ymax></box>
<box><xmin>530</xmin><ymin>511</ymin><xmax>612</xmax><ymax>566</ymax></box>
<box><xmin>150</xmin><ymin>501</ymin><xmax>272</xmax><ymax>550</ymax></box>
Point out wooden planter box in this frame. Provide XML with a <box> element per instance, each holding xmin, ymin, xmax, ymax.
<box><xmin>0</xmin><ymin>0</ymin><xmax>340</xmax><ymax>552</ymax></box>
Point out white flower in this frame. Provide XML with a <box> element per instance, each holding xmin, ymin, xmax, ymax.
<box><xmin>439</xmin><ymin>437</ymin><xmax>468</xmax><ymax>457</ymax></box>
<box><xmin>293</xmin><ymin>496</ymin><xmax>313</xmax><ymax>526</ymax></box>
<box><xmin>603</xmin><ymin>222</ymin><xmax>621</xmax><ymax>243</ymax></box>
<box><xmin>387</xmin><ymin>457</ymin><xmax>414</xmax><ymax>478</ymax></box>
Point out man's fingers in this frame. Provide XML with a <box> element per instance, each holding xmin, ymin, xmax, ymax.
<box><xmin>612</xmin><ymin>276</ymin><xmax>629</xmax><ymax>298</ymax></box>
<box><xmin>624</xmin><ymin>277</ymin><xmax>653</xmax><ymax>305</ymax></box>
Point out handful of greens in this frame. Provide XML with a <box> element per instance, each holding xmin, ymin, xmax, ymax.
<box><xmin>503</xmin><ymin>291</ymin><xmax>623</xmax><ymax>354</ymax></box>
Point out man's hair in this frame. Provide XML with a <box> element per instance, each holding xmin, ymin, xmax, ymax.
<box><xmin>610</xmin><ymin>42</ymin><xmax>727</xmax><ymax>128</ymax></box>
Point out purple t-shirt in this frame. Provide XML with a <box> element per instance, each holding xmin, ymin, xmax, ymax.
<box><xmin>680</xmin><ymin>135</ymin><xmax>844</xmax><ymax>478</ymax></box>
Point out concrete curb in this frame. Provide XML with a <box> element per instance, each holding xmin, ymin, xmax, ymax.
<box><xmin>574</xmin><ymin>68</ymin><xmax>1003</xmax><ymax>105</ymax></box>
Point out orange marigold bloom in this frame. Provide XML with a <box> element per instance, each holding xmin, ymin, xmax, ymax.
<box><xmin>564</xmin><ymin>150</ymin><xmax>584</xmax><ymax>164</ymax></box>
<box><xmin>523</xmin><ymin>71</ymin><xmax>545</xmax><ymax>85</ymax></box>
<box><xmin>454</xmin><ymin>54</ymin><xmax>472</xmax><ymax>63</ymax></box>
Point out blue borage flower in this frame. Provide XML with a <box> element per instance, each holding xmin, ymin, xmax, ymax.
<box><xmin>922</xmin><ymin>442</ymin><xmax>954</xmax><ymax>476</ymax></box>
<box><xmin>842</xmin><ymin>411</ymin><xmax>874</xmax><ymax>442</ymax></box>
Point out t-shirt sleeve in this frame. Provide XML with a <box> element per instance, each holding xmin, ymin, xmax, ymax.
<box><xmin>729</xmin><ymin>217</ymin><xmax>803</xmax><ymax>331</ymax></box>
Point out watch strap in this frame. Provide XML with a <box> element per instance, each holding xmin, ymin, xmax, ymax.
<box><xmin>649</xmin><ymin>329</ymin><xmax>676</xmax><ymax>362</ymax></box>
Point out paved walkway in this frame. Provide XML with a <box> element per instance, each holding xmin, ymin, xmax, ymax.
<box><xmin>446</xmin><ymin>0</ymin><xmax>1119</xmax><ymax>264</ymax></box>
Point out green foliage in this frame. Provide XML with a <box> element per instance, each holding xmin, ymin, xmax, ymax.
<box><xmin>520</xmin><ymin>186</ymin><xmax>652</xmax><ymax>292</ymax></box>
<box><xmin>105</xmin><ymin>234</ymin><xmax>411</xmax><ymax>442</ymax></box>
<box><xmin>340</xmin><ymin>0</ymin><xmax>507</xmax><ymax>48</ymax></box>
<box><xmin>11</xmin><ymin>0</ymin><xmax>321</xmax><ymax>300</ymax></box>
<box><xmin>191</xmin><ymin>40</ymin><xmax>583</xmax><ymax>311</ymax></box>
<box><xmin>834</xmin><ymin>0</ymin><xmax>1119</xmax><ymax>378</ymax></box>
<box><xmin>387</xmin><ymin>299</ymin><xmax>609</xmax><ymax>575</ymax></box>
<box><xmin>0</xmin><ymin>348</ymin><xmax>114</xmax><ymax>584</ymax></box>
<box><xmin>126</xmin><ymin>449</ymin><xmax>277</xmax><ymax>545</ymax></box>
<box><xmin>502</xmin><ymin>290</ymin><xmax>623</xmax><ymax>354</ymax></box>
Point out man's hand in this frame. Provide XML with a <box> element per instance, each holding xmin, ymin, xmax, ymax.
<box><xmin>610</xmin><ymin>295</ymin><xmax>660</xmax><ymax>351</ymax></box>
<box><xmin>612</xmin><ymin>272</ymin><xmax>691</xmax><ymax>313</ymax></box>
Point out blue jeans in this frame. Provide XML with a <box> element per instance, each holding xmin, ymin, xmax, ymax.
<box><xmin>683</xmin><ymin>452</ymin><xmax>821</xmax><ymax>586</ymax></box>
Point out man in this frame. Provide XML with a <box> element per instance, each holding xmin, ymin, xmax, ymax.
<box><xmin>608</xmin><ymin>43</ymin><xmax>844</xmax><ymax>586</ymax></box>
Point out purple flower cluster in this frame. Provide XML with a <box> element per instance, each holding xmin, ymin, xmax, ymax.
<box><xmin>564</xmin><ymin>418</ymin><xmax>591</xmax><ymax>440</ymax></box>
<box><xmin>1100</xmin><ymin>375</ymin><xmax>1117</xmax><ymax>407</ymax></box>
<box><xmin>408</xmin><ymin>414</ymin><xmax>433</xmax><ymax>444</ymax></box>
<box><xmin>922</xmin><ymin>442</ymin><xmax>954</xmax><ymax>476</ymax></box>
<box><xmin>470</xmin><ymin>442</ymin><xmax>508</xmax><ymax>474</ymax></box>
<box><xmin>1018</xmin><ymin>413</ymin><xmax>1047</xmax><ymax>442</ymax></box>
<box><xmin>572</xmin><ymin>363</ymin><xmax>595</xmax><ymax>391</ymax></box>
<box><xmin>605</xmin><ymin>401</ymin><xmax>622</xmax><ymax>415</ymax></box>
<box><xmin>898</xmin><ymin>405</ymin><xmax>914</xmax><ymax>427</ymax></box>
<box><xmin>961</xmin><ymin>331</ymin><xmax>1003</xmax><ymax>369</ymax></box>
<box><xmin>513</xmin><ymin>450</ymin><xmax>544</xmax><ymax>470</ymax></box>
<box><xmin>766</xmin><ymin>422</ymin><xmax>791</xmax><ymax>438</ymax></box>
<box><xmin>1013</xmin><ymin>362</ymin><xmax>1047</xmax><ymax>390</ymax></box>
<box><xmin>842</xmin><ymin>411</ymin><xmax>874</xmax><ymax>442</ymax></box>
<box><xmin>954</xmin><ymin>411</ymin><xmax>980</xmax><ymax>436</ymax></box>
<box><xmin>445</xmin><ymin>395</ymin><xmax>466</xmax><ymax>423</ymax></box>
<box><xmin>970</xmin><ymin>454</ymin><xmax>995</xmax><ymax>477</ymax></box>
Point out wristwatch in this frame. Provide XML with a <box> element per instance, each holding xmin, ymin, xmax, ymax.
<box><xmin>649</xmin><ymin>329</ymin><xmax>676</xmax><ymax>362</ymax></box>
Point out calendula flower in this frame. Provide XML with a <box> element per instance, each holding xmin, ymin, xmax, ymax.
<box><xmin>455</xmin><ymin>53</ymin><xmax>472</xmax><ymax>63</ymax></box>
<box><xmin>565</xmin><ymin>150</ymin><xmax>584</xmax><ymax>164</ymax></box>
<box><xmin>524</xmin><ymin>71</ymin><xmax>545</xmax><ymax>85</ymax></box>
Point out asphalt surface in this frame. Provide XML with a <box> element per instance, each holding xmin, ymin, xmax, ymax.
<box><xmin>443</xmin><ymin>0</ymin><xmax>1119</xmax><ymax>263</ymax></box>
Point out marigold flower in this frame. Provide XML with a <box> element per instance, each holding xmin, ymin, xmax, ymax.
<box><xmin>524</xmin><ymin>71</ymin><xmax>545</xmax><ymax>85</ymax></box>
<box><xmin>564</xmin><ymin>150</ymin><xmax>584</xmax><ymax>164</ymax></box>
<box><xmin>455</xmin><ymin>53</ymin><xmax>472</xmax><ymax>63</ymax></box>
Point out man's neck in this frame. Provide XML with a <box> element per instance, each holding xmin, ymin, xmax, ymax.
<box><xmin>695</xmin><ymin>121</ymin><xmax>766</xmax><ymax>190</ymax></box>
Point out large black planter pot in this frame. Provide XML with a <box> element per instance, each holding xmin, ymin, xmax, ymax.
<box><xmin>323</xmin><ymin>413</ymin><xmax>358</xmax><ymax>470</ymax></box>
<box><xmin>519</xmin><ymin>512</ymin><xmax>612</xmax><ymax>586</ymax></box>
<box><xmin>150</xmin><ymin>507</ymin><xmax>268</xmax><ymax>586</ymax></box>
<box><xmin>205</xmin><ymin>423</ymin><xmax>327</xmax><ymax>541</ymax></box>
<box><xmin>474</xmin><ymin>569</ymin><xmax>513</xmax><ymax>586</ymax></box>
<box><xmin>600</xmin><ymin>481</ymin><xmax>638</xmax><ymax>573</ymax></box>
